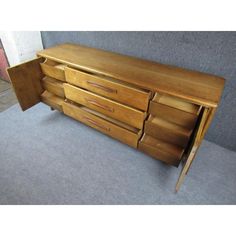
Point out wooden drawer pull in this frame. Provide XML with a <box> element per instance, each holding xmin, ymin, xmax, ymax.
<box><xmin>87</xmin><ymin>81</ymin><xmax>117</xmax><ymax>94</ymax></box>
<box><xmin>86</xmin><ymin>99</ymin><xmax>114</xmax><ymax>112</ymax></box>
<box><xmin>82</xmin><ymin>116</ymin><xmax>110</xmax><ymax>131</ymax></box>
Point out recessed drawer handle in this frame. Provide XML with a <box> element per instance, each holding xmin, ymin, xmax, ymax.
<box><xmin>82</xmin><ymin>116</ymin><xmax>110</xmax><ymax>132</ymax></box>
<box><xmin>86</xmin><ymin>99</ymin><xmax>114</xmax><ymax>112</ymax></box>
<box><xmin>87</xmin><ymin>81</ymin><xmax>117</xmax><ymax>94</ymax></box>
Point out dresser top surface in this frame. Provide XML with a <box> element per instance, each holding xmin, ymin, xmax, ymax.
<box><xmin>37</xmin><ymin>43</ymin><xmax>225</xmax><ymax>107</ymax></box>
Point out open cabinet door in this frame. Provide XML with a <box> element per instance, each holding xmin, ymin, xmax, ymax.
<box><xmin>175</xmin><ymin>107</ymin><xmax>216</xmax><ymax>191</ymax></box>
<box><xmin>7</xmin><ymin>57</ymin><xmax>44</xmax><ymax>111</ymax></box>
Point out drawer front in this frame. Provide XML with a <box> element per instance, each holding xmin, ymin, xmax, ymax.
<box><xmin>138</xmin><ymin>134</ymin><xmax>184</xmax><ymax>166</ymax></box>
<box><xmin>149</xmin><ymin>101</ymin><xmax>197</xmax><ymax>129</ymax></box>
<box><xmin>40</xmin><ymin>59</ymin><xmax>66</xmax><ymax>81</ymax></box>
<box><xmin>40</xmin><ymin>91</ymin><xmax>64</xmax><ymax>112</ymax></box>
<box><xmin>42</xmin><ymin>77</ymin><xmax>65</xmax><ymax>98</ymax></box>
<box><xmin>62</xmin><ymin>102</ymin><xmax>140</xmax><ymax>148</ymax></box>
<box><xmin>65</xmin><ymin>67</ymin><xmax>151</xmax><ymax>111</ymax></box>
<box><xmin>144</xmin><ymin>116</ymin><xmax>191</xmax><ymax>148</ymax></box>
<box><xmin>64</xmin><ymin>84</ymin><xmax>146</xmax><ymax>129</ymax></box>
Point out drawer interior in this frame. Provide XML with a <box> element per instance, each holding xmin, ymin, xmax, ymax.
<box><xmin>149</xmin><ymin>101</ymin><xmax>198</xmax><ymax>129</ymax></box>
<box><xmin>40</xmin><ymin>90</ymin><xmax>64</xmax><ymax>112</ymax></box>
<box><xmin>153</xmin><ymin>92</ymin><xmax>201</xmax><ymax>115</ymax></box>
<box><xmin>147</xmin><ymin>115</ymin><xmax>192</xmax><ymax>137</ymax></box>
<box><xmin>42</xmin><ymin>58</ymin><xmax>66</xmax><ymax>68</ymax></box>
<box><xmin>42</xmin><ymin>76</ymin><xmax>65</xmax><ymax>98</ymax></box>
<box><xmin>144</xmin><ymin>115</ymin><xmax>192</xmax><ymax>148</ymax></box>
<box><xmin>139</xmin><ymin>134</ymin><xmax>184</xmax><ymax>166</ymax></box>
<box><xmin>139</xmin><ymin>92</ymin><xmax>202</xmax><ymax>166</ymax></box>
<box><xmin>40</xmin><ymin>58</ymin><xmax>66</xmax><ymax>81</ymax></box>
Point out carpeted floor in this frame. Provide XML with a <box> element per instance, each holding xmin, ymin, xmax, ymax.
<box><xmin>0</xmin><ymin>103</ymin><xmax>236</xmax><ymax>204</ymax></box>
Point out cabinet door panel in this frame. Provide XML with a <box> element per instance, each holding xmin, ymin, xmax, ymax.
<box><xmin>175</xmin><ymin>107</ymin><xmax>210</xmax><ymax>191</ymax></box>
<box><xmin>7</xmin><ymin>57</ymin><xmax>44</xmax><ymax>111</ymax></box>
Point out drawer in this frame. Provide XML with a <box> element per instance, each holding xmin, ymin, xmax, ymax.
<box><xmin>40</xmin><ymin>91</ymin><xmax>64</xmax><ymax>112</ymax></box>
<box><xmin>64</xmin><ymin>84</ymin><xmax>146</xmax><ymax>129</ymax></box>
<box><xmin>65</xmin><ymin>67</ymin><xmax>151</xmax><ymax>111</ymax></box>
<box><xmin>62</xmin><ymin>101</ymin><xmax>142</xmax><ymax>148</ymax></box>
<box><xmin>40</xmin><ymin>59</ymin><xmax>66</xmax><ymax>81</ymax></box>
<box><xmin>144</xmin><ymin>115</ymin><xmax>192</xmax><ymax>148</ymax></box>
<box><xmin>42</xmin><ymin>76</ymin><xmax>65</xmax><ymax>98</ymax></box>
<box><xmin>153</xmin><ymin>93</ymin><xmax>201</xmax><ymax>115</ymax></box>
<box><xmin>138</xmin><ymin>134</ymin><xmax>184</xmax><ymax>167</ymax></box>
<box><xmin>149</xmin><ymin>101</ymin><xmax>198</xmax><ymax>129</ymax></box>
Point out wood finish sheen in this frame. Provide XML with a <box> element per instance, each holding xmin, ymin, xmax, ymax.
<box><xmin>7</xmin><ymin>43</ymin><xmax>225</xmax><ymax>191</ymax></box>
<box><xmin>139</xmin><ymin>134</ymin><xmax>184</xmax><ymax>166</ymax></box>
<box><xmin>40</xmin><ymin>59</ymin><xmax>66</xmax><ymax>81</ymax></box>
<box><xmin>144</xmin><ymin>115</ymin><xmax>191</xmax><ymax>148</ymax></box>
<box><xmin>42</xmin><ymin>76</ymin><xmax>65</xmax><ymax>98</ymax></box>
<box><xmin>175</xmin><ymin>107</ymin><xmax>210</xmax><ymax>191</ymax></box>
<box><xmin>7</xmin><ymin>57</ymin><xmax>44</xmax><ymax>111</ymax></box>
<box><xmin>65</xmin><ymin>67</ymin><xmax>151</xmax><ymax>111</ymax></box>
<box><xmin>149</xmin><ymin>101</ymin><xmax>198</xmax><ymax>129</ymax></box>
<box><xmin>40</xmin><ymin>90</ymin><xmax>64</xmax><ymax>112</ymax></box>
<box><xmin>64</xmin><ymin>83</ymin><xmax>146</xmax><ymax>129</ymax></box>
<box><xmin>62</xmin><ymin>101</ymin><xmax>141</xmax><ymax>148</ymax></box>
<box><xmin>37</xmin><ymin>43</ymin><xmax>225</xmax><ymax>107</ymax></box>
<box><xmin>153</xmin><ymin>93</ymin><xmax>201</xmax><ymax>115</ymax></box>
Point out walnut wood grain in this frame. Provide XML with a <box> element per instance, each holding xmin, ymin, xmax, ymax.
<box><xmin>62</xmin><ymin>101</ymin><xmax>142</xmax><ymax>148</ymax></box>
<box><xmin>149</xmin><ymin>101</ymin><xmax>198</xmax><ymax>129</ymax></box>
<box><xmin>42</xmin><ymin>76</ymin><xmax>65</xmax><ymax>98</ymax></box>
<box><xmin>144</xmin><ymin>115</ymin><xmax>192</xmax><ymax>148</ymax></box>
<box><xmin>64</xmin><ymin>83</ymin><xmax>146</xmax><ymax>129</ymax></box>
<box><xmin>152</xmin><ymin>92</ymin><xmax>201</xmax><ymax>115</ymax></box>
<box><xmin>40</xmin><ymin>58</ymin><xmax>66</xmax><ymax>81</ymax></box>
<box><xmin>6</xmin><ymin>43</ymin><xmax>226</xmax><ymax>192</ymax></box>
<box><xmin>7</xmin><ymin>57</ymin><xmax>44</xmax><ymax>111</ymax></box>
<box><xmin>40</xmin><ymin>90</ymin><xmax>64</xmax><ymax>112</ymax></box>
<box><xmin>65</xmin><ymin>67</ymin><xmax>151</xmax><ymax>111</ymax></box>
<box><xmin>175</xmin><ymin>107</ymin><xmax>210</xmax><ymax>191</ymax></box>
<box><xmin>37</xmin><ymin>43</ymin><xmax>225</xmax><ymax>107</ymax></box>
<box><xmin>139</xmin><ymin>134</ymin><xmax>184</xmax><ymax>166</ymax></box>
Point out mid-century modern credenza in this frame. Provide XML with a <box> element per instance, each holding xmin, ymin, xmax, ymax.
<box><xmin>7</xmin><ymin>43</ymin><xmax>225</xmax><ymax>191</ymax></box>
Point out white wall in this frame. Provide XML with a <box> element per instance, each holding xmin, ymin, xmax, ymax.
<box><xmin>0</xmin><ymin>31</ymin><xmax>43</xmax><ymax>66</ymax></box>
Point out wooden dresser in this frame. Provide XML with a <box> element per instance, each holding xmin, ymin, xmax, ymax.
<box><xmin>7</xmin><ymin>43</ymin><xmax>225</xmax><ymax>191</ymax></box>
